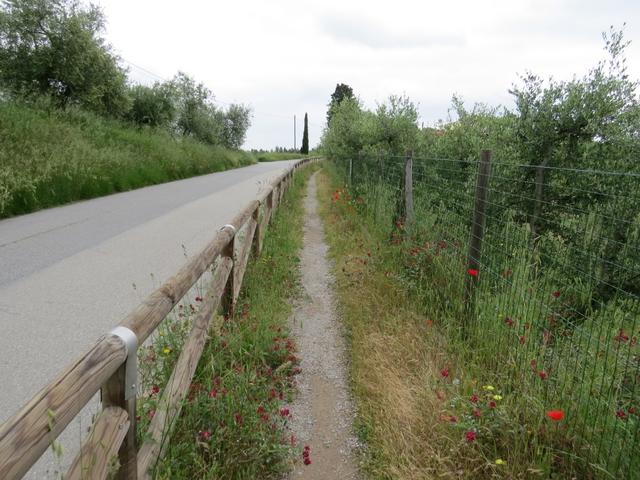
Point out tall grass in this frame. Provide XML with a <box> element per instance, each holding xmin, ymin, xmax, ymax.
<box><xmin>0</xmin><ymin>100</ymin><xmax>257</xmax><ymax>218</ymax></box>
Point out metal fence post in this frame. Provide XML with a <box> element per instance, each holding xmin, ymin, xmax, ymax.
<box><xmin>464</xmin><ymin>150</ymin><xmax>492</xmax><ymax>322</ymax></box>
<box><xmin>404</xmin><ymin>150</ymin><xmax>414</xmax><ymax>231</ymax></box>
<box><xmin>348</xmin><ymin>157</ymin><xmax>353</xmax><ymax>186</ymax></box>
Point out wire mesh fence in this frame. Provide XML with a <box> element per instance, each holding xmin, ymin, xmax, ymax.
<box><xmin>336</xmin><ymin>151</ymin><xmax>640</xmax><ymax>478</ymax></box>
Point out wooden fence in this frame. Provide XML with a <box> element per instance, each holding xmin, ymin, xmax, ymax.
<box><xmin>0</xmin><ymin>157</ymin><xmax>320</xmax><ymax>480</ymax></box>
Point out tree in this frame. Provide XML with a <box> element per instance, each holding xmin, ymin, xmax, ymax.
<box><xmin>0</xmin><ymin>0</ymin><xmax>129</xmax><ymax>116</ymax></box>
<box><xmin>300</xmin><ymin>112</ymin><xmax>309</xmax><ymax>154</ymax></box>
<box><xmin>327</xmin><ymin>83</ymin><xmax>354</xmax><ymax>124</ymax></box>
<box><xmin>127</xmin><ymin>83</ymin><xmax>175</xmax><ymax>128</ymax></box>
<box><xmin>222</xmin><ymin>103</ymin><xmax>252</xmax><ymax>149</ymax></box>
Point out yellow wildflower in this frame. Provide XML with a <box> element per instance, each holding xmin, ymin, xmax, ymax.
<box><xmin>162</xmin><ymin>347</ymin><xmax>171</xmax><ymax>354</ymax></box>
<box><xmin>483</xmin><ymin>385</ymin><xmax>495</xmax><ymax>391</ymax></box>
<box><xmin>495</xmin><ymin>459</ymin><xmax>506</xmax><ymax>465</ymax></box>
<box><xmin>493</xmin><ymin>394</ymin><xmax>503</xmax><ymax>401</ymax></box>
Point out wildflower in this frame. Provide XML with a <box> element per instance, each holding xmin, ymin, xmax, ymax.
<box><xmin>470</xmin><ymin>394</ymin><xmax>479</xmax><ymax>403</ymax></box>
<box><xmin>519</xmin><ymin>336</ymin><xmax>526</xmax><ymax>345</ymax></box>
<box><xmin>483</xmin><ymin>385</ymin><xmax>495</xmax><ymax>391</ymax></box>
<box><xmin>151</xmin><ymin>385</ymin><xmax>160</xmax><ymax>395</ymax></box>
<box><xmin>303</xmin><ymin>445</ymin><xmax>312</xmax><ymax>465</ymax></box>
<box><xmin>616</xmin><ymin>410</ymin><xmax>626</xmax><ymax>420</ymax></box>
<box><xmin>504</xmin><ymin>317</ymin><xmax>514</xmax><ymax>327</ymax></box>
<box><xmin>440</xmin><ymin>369</ymin><xmax>449</xmax><ymax>378</ymax></box>
<box><xmin>148</xmin><ymin>410</ymin><xmax>156</xmax><ymax>419</ymax></box>
<box><xmin>495</xmin><ymin>459</ymin><xmax>506</xmax><ymax>465</ymax></box>
<box><xmin>208</xmin><ymin>389</ymin><xmax>218</xmax><ymax>398</ymax></box>
<box><xmin>195</xmin><ymin>296</ymin><xmax>203</xmax><ymax>302</ymax></box>
<box><xmin>493</xmin><ymin>395</ymin><xmax>503</xmax><ymax>401</ymax></box>
<box><xmin>488</xmin><ymin>401</ymin><xmax>497</xmax><ymax>409</ymax></box>
<box><xmin>472</xmin><ymin>408</ymin><xmax>482</xmax><ymax>418</ymax></box>
<box><xmin>552</xmin><ymin>291</ymin><xmax>561</xmax><ymax>298</ymax></box>
<box><xmin>260</xmin><ymin>414</ymin><xmax>270</xmax><ymax>422</ymax></box>
<box><xmin>538</xmin><ymin>371</ymin><xmax>548</xmax><ymax>380</ymax></box>
<box><xmin>465</xmin><ymin>431</ymin><xmax>476</xmax><ymax>442</ymax></box>
<box><xmin>304</xmin><ymin>457</ymin><xmax>312</xmax><ymax>466</ymax></box>
<box><xmin>280</xmin><ymin>407</ymin><xmax>291</xmax><ymax>417</ymax></box>
<box><xmin>198</xmin><ymin>430</ymin><xmax>211</xmax><ymax>441</ymax></box>
<box><xmin>629</xmin><ymin>407</ymin><xmax>637</xmax><ymax>415</ymax></box>
<box><xmin>257</xmin><ymin>405</ymin><xmax>265</xmax><ymax>414</ymax></box>
<box><xmin>234</xmin><ymin>413</ymin><xmax>243</xmax><ymax>425</ymax></box>
<box><xmin>467</xmin><ymin>268</ymin><xmax>479</xmax><ymax>277</ymax></box>
<box><xmin>614</xmin><ymin>330</ymin><xmax>629</xmax><ymax>343</ymax></box>
<box><xmin>546</xmin><ymin>410</ymin><xmax>564</xmax><ymax>421</ymax></box>
<box><xmin>162</xmin><ymin>347</ymin><xmax>171</xmax><ymax>354</ymax></box>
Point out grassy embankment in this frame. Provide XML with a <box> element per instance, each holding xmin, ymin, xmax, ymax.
<box><xmin>316</xmin><ymin>164</ymin><xmax>579</xmax><ymax>479</ymax></box>
<box><xmin>0</xmin><ymin>101</ymin><xmax>299</xmax><ymax>218</ymax></box>
<box><xmin>134</xmin><ymin>165</ymin><xmax>317</xmax><ymax>479</ymax></box>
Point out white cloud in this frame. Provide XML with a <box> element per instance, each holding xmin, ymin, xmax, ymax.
<box><xmin>96</xmin><ymin>0</ymin><xmax>640</xmax><ymax>149</ymax></box>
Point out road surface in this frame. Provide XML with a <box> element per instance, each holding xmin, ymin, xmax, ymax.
<box><xmin>0</xmin><ymin>160</ymin><xmax>298</xmax><ymax>478</ymax></box>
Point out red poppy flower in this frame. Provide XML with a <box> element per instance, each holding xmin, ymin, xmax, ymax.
<box><xmin>208</xmin><ymin>389</ymin><xmax>218</xmax><ymax>398</ymax></box>
<box><xmin>519</xmin><ymin>336</ymin><xmax>526</xmax><ymax>345</ymax></box>
<box><xmin>614</xmin><ymin>330</ymin><xmax>629</xmax><ymax>342</ymax></box>
<box><xmin>257</xmin><ymin>405</ymin><xmax>265</xmax><ymax>414</ymax></box>
<box><xmin>470</xmin><ymin>394</ymin><xmax>479</xmax><ymax>403</ymax></box>
<box><xmin>546</xmin><ymin>410</ymin><xmax>564</xmax><ymax>421</ymax></box>
<box><xmin>151</xmin><ymin>385</ymin><xmax>160</xmax><ymax>395</ymax></box>
<box><xmin>440</xmin><ymin>369</ymin><xmax>449</xmax><ymax>378</ymax></box>
<box><xmin>488</xmin><ymin>401</ymin><xmax>497</xmax><ymax>409</ymax></box>
<box><xmin>198</xmin><ymin>430</ymin><xmax>211</xmax><ymax>441</ymax></box>
<box><xmin>465</xmin><ymin>431</ymin><xmax>476</xmax><ymax>442</ymax></box>
<box><xmin>552</xmin><ymin>291</ymin><xmax>561</xmax><ymax>298</ymax></box>
<box><xmin>538</xmin><ymin>371</ymin><xmax>548</xmax><ymax>380</ymax></box>
<box><xmin>260</xmin><ymin>414</ymin><xmax>270</xmax><ymax>422</ymax></box>
<box><xmin>504</xmin><ymin>317</ymin><xmax>514</xmax><ymax>327</ymax></box>
<box><xmin>616</xmin><ymin>410</ymin><xmax>626</xmax><ymax>419</ymax></box>
<box><xmin>234</xmin><ymin>413</ymin><xmax>243</xmax><ymax>425</ymax></box>
<box><xmin>280</xmin><ymin>407</ymin><xmax>290</xmax><ymax>417</ymax></box>
<box><xmin>467</xmin><ymin>268</ymin><xmax>479</xmax><ymax>277</ymax></box>
<box><xmin>629</xmin><ymin>407</ymin><xmax>637</xmax><ymax>415</ymax></box>
<box><xmin>195</xmin><ymin>296</ymin><xmax>203</xmax><ymax>302</ymax></box>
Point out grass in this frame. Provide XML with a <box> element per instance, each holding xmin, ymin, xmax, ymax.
<box><xmin>135</xmin><ymin>164</ymin><xmax>317</xmax><ymax>479</ymax></box>
<box><xmin>0</xmin><ymin>100</ymin><xmax>257</xmax><ymax>218</ymax></box>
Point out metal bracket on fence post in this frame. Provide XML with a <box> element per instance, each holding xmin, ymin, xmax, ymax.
<box><xmin>464</xmin><ymin>149</ymin><xmax>492</xmax><ymax>329</ymax></box>
<box><xmin>404</xmin><ymin>150</ymin><xmax>414</xmax><ymax>232</ymax></box>
<box><xmin>109</xmin><ymin>326</ymin><xmax>138</xmax><ymax>400</ymax></box>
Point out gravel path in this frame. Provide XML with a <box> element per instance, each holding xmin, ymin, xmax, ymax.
<box><xmin>287</xmin><ymin>172</ymin><xmax>360</xmax><ymax>479</ymax></box>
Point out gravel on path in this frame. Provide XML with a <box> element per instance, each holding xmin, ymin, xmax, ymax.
<box><xmin>287</xmin><ymin>171</ymin><xmax>360</xmax><ymax>480</ymax></box>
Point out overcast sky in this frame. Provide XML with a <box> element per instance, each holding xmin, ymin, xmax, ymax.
<box><xmin>95</xmin><ymin>0</ymin><xmax>640</xmax><ymax>150</ymax></box>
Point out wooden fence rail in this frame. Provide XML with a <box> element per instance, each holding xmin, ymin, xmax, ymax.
<box><xmin>0</xmin><ymin>157</ymin><xmax>321</xmax><ymax>480</ymax></box>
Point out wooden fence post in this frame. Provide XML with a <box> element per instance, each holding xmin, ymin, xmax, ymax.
<box><xmin>404</xmin><ymin>150</ymin><xmax>414</xmax><ymax>231</ymax></box>
<box><xmin>221</xmin><ymin>227</ymin><xmax>236</xmax><ymax>316</ymax></box>
<box><xmin>102</xmin><ymin>327</ymin><xmax>138</xmax><ymax>480</ymax></box>
<box><xmin>349</xmin><ymin>157</ymin><xmax>353</xmax><ymax>186</ymax></box>
<box><xmin>464</xmin><ymin>150</ymin><xmax>492</xmax><ymax>322</ymax></box>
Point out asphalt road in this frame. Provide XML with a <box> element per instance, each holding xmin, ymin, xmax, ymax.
<box><xmin>0</xmin><ymin>159</ymin><xmax>298</xmax><ymax>478</ymax></box>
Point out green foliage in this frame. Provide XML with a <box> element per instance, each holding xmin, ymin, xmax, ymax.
<box><xmin>300</xmin><ymin>112</ymin><xmax>309</xmax><ymax>154</ymax></box>
<box><xmin>127</xmin><ymin>83</ymin><xmax>175</xmax><ymax>128</ymax></box>
<box><xmin>0</xmin><ymin>0</ymin><xmax>130</xmax><ymax>116</ymax></box>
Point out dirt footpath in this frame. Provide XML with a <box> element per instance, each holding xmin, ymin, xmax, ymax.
<box><xmin>287</xmin><ymin>171</ymin><xmax>360</xmax><ymax>480</ymax></box>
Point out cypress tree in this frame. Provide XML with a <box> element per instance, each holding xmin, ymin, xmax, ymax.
<box><xmin>300</xmin><ymin>113</ymin><xmax>309</xmax><ymax>154</ymax></box>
